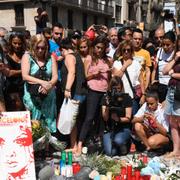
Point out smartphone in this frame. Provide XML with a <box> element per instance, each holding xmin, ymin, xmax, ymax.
<box><xmin>94</xmin><ymin>25</ymin><xmax>102</xmax><ymax>30</ymax></box>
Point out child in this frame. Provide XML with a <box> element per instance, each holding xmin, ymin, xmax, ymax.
<box><xmin>132</xmin><ymin>90</ymin><xmax>170</xmax><ymax>156</ymax></box>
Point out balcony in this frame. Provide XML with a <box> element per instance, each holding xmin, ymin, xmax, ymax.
<box><xmin>0</xmin><ymin>0</ymin><xmax>28</xmax><ymax>2</ymax></box>
<box><xmin>56</xmin><ymin>0</ymin><xmax>113</xmax><ymax>16</ymax></box>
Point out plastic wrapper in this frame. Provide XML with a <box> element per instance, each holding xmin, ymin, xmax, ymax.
<box><xmin>49</xmin><ymin>136</ymin><xmax>67</xmax><ymax>151</ymax></box>
<box><xmin>33</xmin><ymin>128</ymin><xmax>50</xmax><ymax>151</ymax></box>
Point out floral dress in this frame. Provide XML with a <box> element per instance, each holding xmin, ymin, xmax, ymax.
<box><xmin>23</xmin><ymin>55</ymin><xmax>57</xmax><ymax>133</ymax></box>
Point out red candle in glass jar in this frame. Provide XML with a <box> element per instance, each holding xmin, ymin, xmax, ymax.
<box><xmin>134</xmin><ymin>169</ymin><xmax>140</xmax><ymax>180</ymax></box>
<box><xmin>127</xmin><ymin>164</ymin><xmax>132</xmax><ymax>179</ymax></box>
<box><xmin>143</xmin><ymin>155</ymin><xmax>148</xmax><ymax>164</ymax></box>
<box><xmin>121</xmin><ymin>166</ymin><xmax>127</xmax><ymax>175</ymax></box>
<box><xmin>131</xmin><ymin>175</ymin><xmax>136</xmax><ymax>180</ymax></box>
<box><xmin>115</xmin><ymin>175</ymin><xmax>121</xmax><ymax>180</ymax></box>
<box><xmin>143</xmin><ymin>175</ymin><xmax>151</xmax><ymax>180</ymax></box>
<box><xmin>72</xmin><ymin>163</ymin><xmax>81</xmax><ymax>174</ymax></box>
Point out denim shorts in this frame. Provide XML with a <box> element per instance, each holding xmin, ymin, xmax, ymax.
<box><xmin>164</xmin><ymin>86</ymin><xmax>180</xmax><ymax>116</ymax></box>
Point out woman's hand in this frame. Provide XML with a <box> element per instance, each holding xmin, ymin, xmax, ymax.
<box><xmin>139</xmin><ymin>95</ymin><xmax>145</xmax><ymax>106</ymax></box>
<box><xmin>168</xmin><ymin>69</ymin><xmax>174</xmax><ymax>76</ymax></box>
<box><xmin>38</xmin><ymin>86</ymin><xmax>48</xmax><ymax>95</ymax></box>
<box><xmin>64</xmin><ymin>90</ymin><xmax>71</xmax><ymax>98</ymax></box>
<box><xmin>1</xmin><ymin>66</ymin><xmax>10</xmax><ymax>77</ymax></box>
<box><xmin>174</xmin><ymin>51</ymin><xmax>180</xmax><ymax>62</ymax></box>
<box><xmin>41</xmin><ymin>81</ymin><xmax>52</xmax><ymax>92</ymax></box>
<box><xmin>111</xmin><ymin>113</ymin><xmax>119</xmax><ymax>122</ymax></box>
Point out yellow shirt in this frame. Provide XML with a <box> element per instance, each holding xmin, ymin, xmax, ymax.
<box><xmin>134</xmin><ymin>48</ymin><xmax>152</xmax><ymax>70</ymax></box>
<box><xmin>134</xmin><ymin>48</ymin><xmax>152</xmax><ymax>86</ymax></box>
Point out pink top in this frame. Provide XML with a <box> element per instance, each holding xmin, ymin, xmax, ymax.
<box><xmin>87</xmin><ymin>58</ymin><xmax>110</xmax><ymax>92</ymax></box>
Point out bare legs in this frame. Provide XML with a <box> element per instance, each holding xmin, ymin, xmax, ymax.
<box><xmin>166</xmin><ymin>115</ymin><xmax>180</xmax><ymax>158</ymax></box>
<box><xmin>0</xmin><ymin>100</ymin><xmax>6</xmax><ymax>112</ymax></box>
<box><xmin>134</xmin><ymin>122</ymin><xmax>169</xmax><ymax>150</ymax></box>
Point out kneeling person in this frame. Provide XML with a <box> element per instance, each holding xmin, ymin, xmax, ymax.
<box><xmin>102</xmin><ymin>76</ymin><xmax>132</xmax><ymax>156</ymax></box>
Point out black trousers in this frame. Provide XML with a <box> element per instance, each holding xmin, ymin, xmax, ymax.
<box><xmin>79</xmin><ymin>89</ymin><xmax>105</xmax><ymax>142</ymax></box>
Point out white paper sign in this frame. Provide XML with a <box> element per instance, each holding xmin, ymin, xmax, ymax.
<box><xmin>0</xmin><ymin>111</ymin><xmax>36</xmax><ymax>180</ymax></box>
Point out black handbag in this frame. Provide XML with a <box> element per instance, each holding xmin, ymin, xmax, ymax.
<box><xmin>27</xmin><ymin>61</ymin><xmax>50</xmax><ymax>100</ymax></box>
<box><xmin>174</xmin><ymin>84</ymin><xmax>180</xmax><ymax>101</ymax></box>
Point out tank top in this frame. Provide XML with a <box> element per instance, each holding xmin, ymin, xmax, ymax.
<box><xmin>5</xmin><ymin>54</ymin><xmax>23</xmax><ymax>93</ymax></box>
<box><xmin>61</xmin><ymin>53</ymin><xmax>87</xmax><ymax>96</ymax></box>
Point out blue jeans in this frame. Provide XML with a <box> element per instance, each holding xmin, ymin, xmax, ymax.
<box><xmin>103</xmin><ymin>128</ymin><xmax>131</xmax><ymax>156</ymax></box>
<box><xmin>132</xmin><ymin>99</ymin><xmax>140</xmax><ymax>115</ymax></box>
<box><xmin>73</xmin><ymin>94</ymin><xmax>86</xmax><ymax>103</ymax></box>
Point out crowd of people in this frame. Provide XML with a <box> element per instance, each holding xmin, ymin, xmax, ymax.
<box><xmin>0</xmin><ymin>13</ymin><xmax>179</xmax><ymax>160</ymax></box>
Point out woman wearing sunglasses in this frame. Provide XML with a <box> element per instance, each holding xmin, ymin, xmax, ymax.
<box><xmin>112</xmin><ymin>40</ymin><xmax>145</xmax><ymax>115</ymax></box>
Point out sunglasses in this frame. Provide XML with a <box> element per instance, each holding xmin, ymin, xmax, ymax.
<box><xmin>72</xmin><ymin>35</ymin><xmax>81</xmax><ymax>39</ymax></box>
<box><xmin>37</xmin><ymin>46</ymin><xmax>46</xmax><ymax>50</ymax></box>
<box><xmin>155</xmin><ymin>36</ymin><xmax>164</xmax><ymax>40</ymax></box>
<box><xmin>122</xmin><ymin>48</ymin><xmax>131</xmax><ymax>53</ymax></box>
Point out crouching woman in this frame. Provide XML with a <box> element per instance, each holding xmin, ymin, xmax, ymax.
<box><xmin>102</xmin><ymin>76</ymin><xmax>132</xmax><ymax>156</ymax></box>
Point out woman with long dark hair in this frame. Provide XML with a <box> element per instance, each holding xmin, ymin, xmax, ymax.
<box><xmin>76</xmin><ymin>35</ymin><xmax>112</xmax><ymax>155</ymax></box>
<box><xmin>163</xmin><ymin>35</ymin><xmax>180</xmax><ymax>158</ymax></box>
<box><xmin>2</xmin><ymin>32</ymin><xmax>26</xmax><ymax>111</ymax></box>
<box><xmin>102</xmin><ymin>76</ymin><xmax>132</xmax><ymax>156</ymax></box>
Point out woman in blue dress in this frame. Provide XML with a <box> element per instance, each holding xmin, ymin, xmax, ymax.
<box><xmin>21</xmin><ymin>34</ymin><xmax>58</xmax><ymax>133</ymax></box>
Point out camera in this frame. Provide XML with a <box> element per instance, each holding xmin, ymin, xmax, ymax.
<box><xmin>108</xmin><ymin>88</ymin><xmax>126</xmax><ymax>117</ymax></box>
<box><xmin>164</xmin><ymin>10</ymin><xmax>174</xmax><ymax>20</ymax></box>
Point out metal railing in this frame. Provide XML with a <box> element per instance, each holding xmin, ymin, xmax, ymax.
<box><xmin>57</xmin><ymin>0</ymin><xmax>113</xmax><ymax>16</ymax></box>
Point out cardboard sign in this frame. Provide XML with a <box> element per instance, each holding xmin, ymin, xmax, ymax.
<box><xmin>0</xmin><ymin>111</ymin><xmax>36</xmax><ymax>180</ymax></box>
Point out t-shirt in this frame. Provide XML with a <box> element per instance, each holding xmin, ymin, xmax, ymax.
<box><xmin>107</xmin><ymin>43</ymin><xmax>116</xmax><ymax>58</ymax></box>
<box><xmin>87</xmin><ymin>58</ymin><xmax>110</xmax><ymax>92</ymax></box>
<box><xmin>102</xmin><ymin>92</ymin><xmax>132</xmax><ymax>131</ymax></box>
<box><xmin>134</xmin><ymin>48</ymin><xmax>152</xmax><ymax>69</ymax></box>
<box><xmin>113</xmin><ymin>58</ymin><xmax>142</xmax><ymax>98</ymax></box>
<box><xmin>49</xmin><ymin>39</ymin><xmax>62</xmax><ymax>80</ymax></box>
<box><xmin>49</xmin><ymin>39</ymin><xmax>61</xmax><ymax>57</ymax></box>
<box><xmin>156</xmin><ymin>48</ymin><xmax>174</xmax><ymax>85</ymax></box>
<box><xmin>134</xmin><ymin>48</ymin><xmax>151</xmax><ymax>85</ymax></box>
<box><xmin>135</xmin><ymin>102</ymin><xmax>169</xmax><ymax>132</ymax></box>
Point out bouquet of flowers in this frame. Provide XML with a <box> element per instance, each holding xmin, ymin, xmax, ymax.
<box><xmin>31</xmin><ymin>120</ymin><xmax>50</xmax><ymax>151</ymax></box>
<box><xmin>31</xmin><ymin>120</ymin><xmax>67</xmax><ymax>152</ymax></box>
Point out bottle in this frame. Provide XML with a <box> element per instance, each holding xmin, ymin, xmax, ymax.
<box><xmin>68</xmin><ymin>151</ymin><xmax>73</xmax><ymax>165</ymax></box>
<box><xmin>61</xmin><ymin>151</ymin><xmax>66</xmax><ymax>164</ymax></box>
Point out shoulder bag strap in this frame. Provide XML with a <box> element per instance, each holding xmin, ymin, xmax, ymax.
<box><xmin>155</xmin><ymin>48</ymin><xmax>163</xmax><ymax>81</ymax></box>
<box><xmin>121</xmin><ymin>60</ymin><xmax>136</xmax><ymax>97</ymax></box>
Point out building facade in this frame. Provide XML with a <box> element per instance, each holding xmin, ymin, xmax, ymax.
<box><xmin>0</xmin><ymin>0</ymin><xmax>114</xmax><ymax>34</ymax></box>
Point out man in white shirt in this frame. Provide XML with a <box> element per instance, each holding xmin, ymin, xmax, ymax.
<box><xmin>107</xmin><ymin>27</ymin><xmax>119</xmax><ymax>58</ymax></box>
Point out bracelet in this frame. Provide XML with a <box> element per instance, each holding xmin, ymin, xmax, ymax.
<box><xmin>65</xmin><ymin>88</ymin><xmax>71</xmax><ymax>92</ymax></box>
